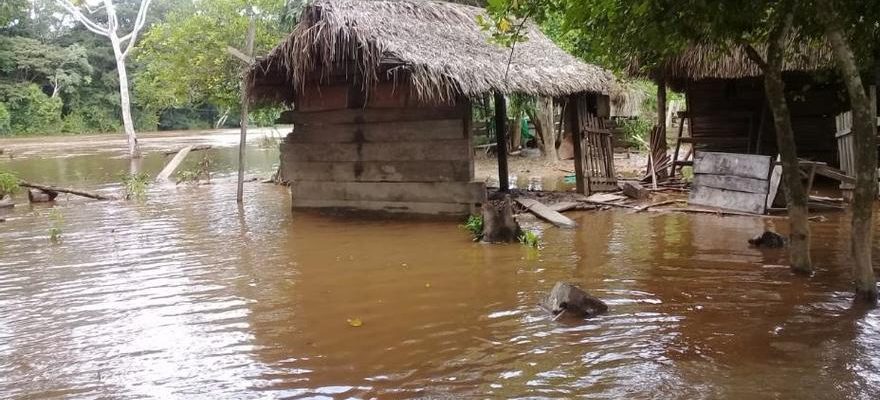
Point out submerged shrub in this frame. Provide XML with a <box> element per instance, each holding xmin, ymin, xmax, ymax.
<box><xmin>460</xmin><ymin>214</ymin><xmax>484</xmax><ymax>241</ymax></box>
<box><xmin>0</xmin><ymin>170</ymin><xmax>20</xmax><ymax>196</ymax></box>
<box><xmin>519</xmin><ymin>230</ymin><xmax>541</xmax><ymax>249</ymax></box>
<box><xmin>120</xmin><ymin>173</ymin><xmax>150</xmax><ymax>200</ymax></box>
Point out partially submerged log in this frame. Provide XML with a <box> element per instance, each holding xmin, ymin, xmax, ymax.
<box><xmin>19</xmin><ymin>181</ymin><xmax>113</xmax><ymax>201</ymax></box>
<box><xmin>0</xmin><ymin>195</ymin><xmax>13</xmax><ymax>208</ymax></box>
<box><xmin>541</xmin><ymin>282</ymin><xmax>608</xmax><ymax>319</ymax></box>
<box><xmin>28</xmin><ymin>188</ymin><xmax>58</xmax><ymax>203</ymax></box>
<box><xmin>515</xmin><ymin>198</ymin><xmax>576</xmax><ymax>228</ymax></box>
<box><xmin>481</xmin><ymin>195</ymin><xmax>522</xmax><ymax>243</ymax></box>
<box><xmin>162</xmin><ymin>144</ymin><xmax>211</xmax><ymax>156</ymax></box>
<box><xmin>156</xmin><ymin>145</ymin><xmax>193</xmax><ymax>182</ymax></box>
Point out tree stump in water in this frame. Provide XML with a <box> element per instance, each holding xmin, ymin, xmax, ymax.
<box><xmin>542</xmin><ymin>282</ymin><xmax>608</xmax><ymax>319</ymax></box>
<box><xmin>480</xmin><ymin>194</ymin><xmax>522</xmax><ymax>243</ymax></box>
<box><xmin>28</xmin><ymin>188</ymin><xmax>58</xmax><ymax>203</ymax></box>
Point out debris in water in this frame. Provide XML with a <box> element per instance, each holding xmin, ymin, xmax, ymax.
<box><xmin>347</xmin><ymin>318</ymin><xmax>363</xmax><ymax>327</ymax></box>
<box><xmin>541</xmin><ymin>282</ymin><xmax>608</xmax><ymax>319</ymax></box>
<box><xmin>748</xmin><ymin>231</ymin><xmax>786</xmax><ymax>248</ymax></box>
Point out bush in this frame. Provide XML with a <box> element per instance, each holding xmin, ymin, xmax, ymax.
<box><xmin>3</xmin><ymin>84</ymin><xmax>63</xmax><ymax>135</ymax></box>
<box><xmin>619</xmin><ymin>117</ymin><xmax>653</xmax><ymax>149</ymax></box>
<box><xmin>0</xmin><ymin>102</ymin><xmax>10</xmax><ymax>135</ymax></box>
<box><xmin>0</xmin><ymin>170</ymin><xmax>20</xmax><ymax>196</ymax></box>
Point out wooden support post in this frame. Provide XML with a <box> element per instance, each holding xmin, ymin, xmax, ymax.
<box><xmin>236</xmin><ymin>19</ymin><xmax>255</xmax><ymax>204</ymax></box>
<box><xmin>494</xmin><ymin>92</ymin><xmax>509</xmax><ymax>192</ymax></box>
<box><xmin>570</xmin><ymin>95</ymin><xmax>587</xmax><ymax>194</ymax></box>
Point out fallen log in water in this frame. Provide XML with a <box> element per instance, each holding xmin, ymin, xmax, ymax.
<box><xmin>156</xmin><ymin>146</ymin><xmax>193</xmax><ymax>182</ymax></box>
<box><xmin>19</xmin><ymin>181</ymin><xmax>114</xmax><ymax>201</ymax></box>
<box><xmin>162</xmin><ymin>144</ymin><xmax>211</xmax><ymax>156</ymax></box>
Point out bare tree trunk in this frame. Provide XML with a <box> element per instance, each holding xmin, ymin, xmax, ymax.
<box><xmin>110</xmin><ymin>37</ymin><xmax>140</xmax><ymax>158</ymax></box>
<box><xmin>744</xmin><ymin>13</ymin><xmax>812</xmax><ymax>274</ymax></box>
<box><xmin>533</xmin><ymin>97</ymin><xmax>556</xmax><ymax>161</ymax></box>
<box><xmin>818</xmin><ymin>0</ymin><xmax>878</xmax><ymax>303</ymax></box>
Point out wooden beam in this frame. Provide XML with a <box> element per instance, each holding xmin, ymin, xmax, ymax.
<box><xmin>515</xmin><ymin>198</ymin><xmax>576</xmax><ymax>228</ymax></box>
<box><xmin>570</xmin><ymin>95</ymin><xmax>587</xmax><ymax>194</ymax></box>
<box><xmin>494</xmin><ymin>92</ymin><xmax>509</xmax><ymax>192</ymax></box>
<box><xmin>156</xmin><ymin>146</ymin><xmax>193</xmax><ymax>182</ymax></box>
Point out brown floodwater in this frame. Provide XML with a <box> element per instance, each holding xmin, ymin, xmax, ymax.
<box><xmin>2</xmin><ymin>133</ymin><xmax>880</xmax><ymax>399</ymax></box>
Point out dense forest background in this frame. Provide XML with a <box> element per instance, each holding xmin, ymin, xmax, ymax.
<box><xmin>0</xmin><ymin>0</ymin><xmax>292</xmax><ymax>136</ymax></box>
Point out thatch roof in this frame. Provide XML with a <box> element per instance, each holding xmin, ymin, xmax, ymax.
<box><xmin>247</xmin><ymin>0</ymin><xmax>614</xmax><ymax>104</ymax></box>
<box><xmin>629</xmin><ymin>42</ymin><xmax>834</xmax><ymax>82</ymax></box>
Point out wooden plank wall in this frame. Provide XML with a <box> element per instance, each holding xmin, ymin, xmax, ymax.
<box><xmin>278</xmin><ymin>81</ymin><xmax>485</xmax><ymax>216</ymax></box>
<box><xmin>687</xmin><ymin>76</ymin><xmax>846</xmax><ymax>166</ymax></box>
<box><xmin>689</xmin><ymin>152</ymin><xmax>773</xmax><ymax>214</ymax></box>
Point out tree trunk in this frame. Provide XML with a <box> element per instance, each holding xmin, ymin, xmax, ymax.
<box><xmin>494</xmin><ymin>92</ymin><xmax>509</xmax><ymax>192</ymax></box>
<box><xmin>819</xmin><ymin>2</ymin><xmax>878</xmax><ymax>302</ymax></box>
<box><xmin>110</xmin><ymin>37</ymin><xmax>140</xmax><ymax>158</ymax></box>
<box><xmin>532</xmin><ymin>97</ymin><xmax>557</xmax><ymax>161</ymax></box>
<box><xmin>744</xmin><ymin>14</ymin><xmax>812</xmax><ymax>275</ymax></box>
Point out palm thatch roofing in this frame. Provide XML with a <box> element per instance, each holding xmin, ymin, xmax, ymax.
<box><xmin>247</xmin><ymin>0</ymin><xmax>614</xmax><ymax>104</ymax></box>
<box><xmin>628</xmin><ymin>42</ymin><xmax>834</xmax><ymax>82</ymax></box>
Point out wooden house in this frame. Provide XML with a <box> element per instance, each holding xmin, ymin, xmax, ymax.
<box><xmin>632</xmin><ymin>43</ymin><xmax>848</xmax><ymax>167</ymax></box>
<box><xmin>246</xmin><ymin>0</ymin><xmax>614</xmax><ymax>216</ymax></box>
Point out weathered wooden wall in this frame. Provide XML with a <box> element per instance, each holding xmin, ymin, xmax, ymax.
<box><xmin>278</xmin><ymin>81</ymin><xmax>485</xmax><ymax>215</ymax></box>
<box><xmin>689</xmin><ymin>152</ymin><xmax>773</xmax><ymax>214</ymax></box>
<box><xmin>686</xmin><ymin>76</ymin><xmax>847</xmax><ymax>165</ymax></box>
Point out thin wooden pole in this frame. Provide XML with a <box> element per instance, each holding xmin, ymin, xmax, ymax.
<box><xmin>570</xmin><ymin>95</ymin><xmax>587</xmax><ymax>194</ymax></box>
<box><xmin>494</xmin><ymin>92</ymin><xmax>509</xmax><ymax>192</ymax></box>
<box><xmin>236</xmin><ymin>20</ymin><xmax>255</xmax><ymax>204</ymax></box>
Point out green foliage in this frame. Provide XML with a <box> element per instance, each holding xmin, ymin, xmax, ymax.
<box><xmin>47</xmin><ymin>208</ymin><xmax>63</xmax><ymax>244</ymax></box>
<box><xmin>461</xmin><ymin>214</ymin><xmax>484</xmax><ymax>240</ymax></box>
<box><xmin>518</xmin><ymin>229</ymin><xmax>541</xmax><ymax>249</ymax></box>
<box><xmin>619</xmin><ymin>118</ymin><xmax>652</xmax><ymax>150</ymax></box>
<box><xmin>252</xmin><ymin>107</ymin><xmax>282</xmax><ymax>127</ymax></box>
<box><xmin>135</xmin><ymin>0</ymin><xmax>286</xmax><ymax>111</ymax></box>
<box><xmin>0</xmin><ymin>102</ymin><xmax>10</xmax><ymax>134</ymax></box>
<box><xmin>120</xmin><ymin>172</ymin><xmax>150</xmax><ymax>200</ymax></box>
<box><xmin>176</xmin><ymin>155</ymin><xmax>213</xmax><ymax>184</ymax></box>
<box><xmin>0</xmin><ymin>36</ymin><xmax>93</xmax><ymax>97</ymax></box>
<box><xmin>0</xmin><ymin>170</ymin><xmax>20</xmax><ymax>196</ymax></box>
<box><xmin>0</xmin><ymin>84</ymin><xmax>62</xmax><ymax>135</ymax></box>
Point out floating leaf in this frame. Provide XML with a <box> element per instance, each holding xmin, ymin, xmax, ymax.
<box><xmin>347</xmin><ymin>318</ymin><xmax>363</xmax><ymax>327</ymax></box>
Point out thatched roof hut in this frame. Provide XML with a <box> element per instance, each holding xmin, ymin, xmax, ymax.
<box><xmin>628</xmin><ymin>42</ymin><xmax>834</xmax><ymax>84</ymax></box>
<box><xmin>627</xmin><ymin>42</ymin><xmax>845</xmax><ymax>168</ymax></box>
<box><xmin>248</xmin><ymin>0</ymin><xmax>614</xmax><ymax>104</ymax></box>
<box><xmin>249</xmin><ymin>0</ymin><xmax>615</xmax><ymax>216</ymax></box>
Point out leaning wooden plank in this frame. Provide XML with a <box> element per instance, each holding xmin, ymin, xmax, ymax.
<box><xmin>19</xmin><ymin>181</ymin><xmax>114</xmax><ymax>201</ymax></box>
<box><xmin>515</xmin><ymin>198</ymin><xmax>576</xmax><ymax>228</ymax></box>
<box><xmin>813</xmin><ymin>164</ymin><xmax>856</xmax><ymax>184</ymax></box>
<box><xmin>283</xmin><ymin>160</ymin><xmax>471</xmax><ymax>183</ymax></box>
<box><xmin>693</xmin><ymin>174</ymin><xmax>770</xmax><ymax>194</ymax></box>
<box><xmin>290</xmin><ymin>120</ymin><xmax>464</xmax><ymax>143</ymax></box>
<box><xmin>689</xmin><ymin>185</ymin><xmax>768</xmax><ymax>214</ymax></box>
<box><xmin>766</xmin><ymin>162</ymin><xmax>783</xmax><ymax>209</ymax></box>
<box><xmin>286</xmin><ymin>141</ymin><xmax>469</xmax><ymax>162</ymax></box>
<box><xmin>156</xmin><ymin>145</ymin><xmax>193</xmax><ymax>182</ymax></box>
<box><xmin>693</xmin><ymin>152</ymin><xmax>772</xmax><ymax>180</ymax></box>
<box><xmin>294</xmin><ymin>198</ymin><xmax>472</xmax><ymax>215</ymax></box>
<box><xmin>290</xmin><ymin>181</ymin><xmax>485</xmax><ymax>204</ymax></box>
<box><xmin>549</xmin><ymin>201</ymin><xmax>581</xmax><ymax>212</ymax></box>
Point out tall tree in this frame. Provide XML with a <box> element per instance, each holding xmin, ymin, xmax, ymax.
<box><xmin>814</xmin><ymin>0</ymin><xmax>879</xmax><ymax>303</ymax></box>
<box><xmin>55</xmin><ymin>0</ymin><xmax>153</xmax><ymax>158</ymax></box>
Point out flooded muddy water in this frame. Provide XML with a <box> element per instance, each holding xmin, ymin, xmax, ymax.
<box><xmin>2</xmin><ymin>133</ymin><xmax>880</xmax><ymax>399</ymax></box>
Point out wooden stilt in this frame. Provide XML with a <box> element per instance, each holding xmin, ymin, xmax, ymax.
<box><xmin>570</xmin><ymin>95</ymin><xmax>587</xmax><ymax>194</ymax></box>
<box><xmin>494</xmin><ymin>92</ymin><xmax>509</xmax><ymax>192</ymax></box>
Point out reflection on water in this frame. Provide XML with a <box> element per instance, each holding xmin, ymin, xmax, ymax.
<box><xmin>1</xmin><ymin>136</ymin><xmax>880</xmax><ymax>398</ymax></box>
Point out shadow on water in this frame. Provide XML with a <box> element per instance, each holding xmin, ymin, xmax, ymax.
<box><xmin>1</xmin><ymin>135</ymin><xmax>879</xmax><ymax>398</ymax></box>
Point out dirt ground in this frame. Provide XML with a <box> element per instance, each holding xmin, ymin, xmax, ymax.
<box><xmin>474</xmin><ymin>149</ymin><xmax>651</xmax><ymax>183</ymax></box>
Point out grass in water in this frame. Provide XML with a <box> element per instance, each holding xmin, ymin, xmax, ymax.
<box><xmin>47</xmin><ymin>208</ymin><xmax>63</xmax><ymax>244</ymax></box>
<box><xmin>176</xmin><ymin>155</ymin><xmax>213</xmax><ymax>184</ymax></box>
<box><xmin>460</xmin><ymin>214</ymin><xmax>483</xmax><ymax>241</ymax></box>
<box><xmin>519</xmin><ymin>230</ymin><xmax>541</xmax><ymax>249</ymax></box>
<box><xmin>120</xmin><ymin>173</ymin><xmax>150</xmax><ymax>200</ymax></box>
<box><xmin>0</xmin><ymin>170</ymin><xmax>20</xmax><ymax>197</ymax></box>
